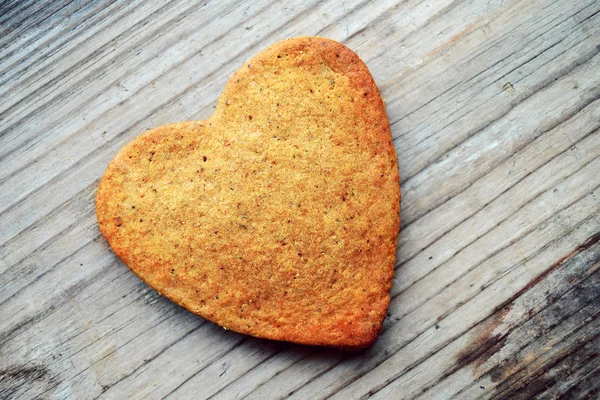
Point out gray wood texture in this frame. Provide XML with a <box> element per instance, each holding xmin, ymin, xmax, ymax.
<box><xmin>1</xmin><ymin>0</ymin><xmax>600</xmax><ymax>398</ymax></box>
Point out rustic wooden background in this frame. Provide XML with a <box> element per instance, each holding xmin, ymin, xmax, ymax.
<box><xmin>1</xmin><ymin>0</ymin><xmax>600</xmax><ymax>398</ymax></box>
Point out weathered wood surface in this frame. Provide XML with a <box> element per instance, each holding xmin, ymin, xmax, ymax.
<box><xmin>1</xmin><ymin>0</ymin><xmax>599</xmax><ymax>398</ymax></box>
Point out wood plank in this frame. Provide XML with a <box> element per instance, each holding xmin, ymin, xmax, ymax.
<box><xmin>1</xmin><ymin>0</ymin><xmax>599</xmax><ymax>398</ymax></box>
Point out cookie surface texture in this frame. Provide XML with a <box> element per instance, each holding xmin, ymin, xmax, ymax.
<box><xmin>96</xmin><ymin>37</ymin><xmax>400</xmax><ymax>348</ymax></box>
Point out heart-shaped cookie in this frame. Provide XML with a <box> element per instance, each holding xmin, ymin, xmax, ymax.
<box><xmin>96</xmin><ymin>37</ymin><xmax>400</xmax><ymax>348</ymax></box>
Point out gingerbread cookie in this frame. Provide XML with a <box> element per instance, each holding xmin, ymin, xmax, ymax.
<box><xmin>96</xmin><ymin>37</ymin><xmax>400</xmax><ymax>348</ymax></box>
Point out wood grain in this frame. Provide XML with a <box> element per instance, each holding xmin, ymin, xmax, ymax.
<box><xmin>1</xmin><ymin>0</ymin><xmax>599</xmax><ymax>398</ymax></box>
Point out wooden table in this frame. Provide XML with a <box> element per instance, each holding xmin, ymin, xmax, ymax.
<box><xmin>2</xmin><ymin>0</ymin><xmax>599</xmax><ymax>398</ymax></box>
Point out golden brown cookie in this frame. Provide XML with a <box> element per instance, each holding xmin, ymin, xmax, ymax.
<box><xmin>96</xmin><ymin>37</ymin><xmax>400</xmax><ymax>348</ymax></box>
